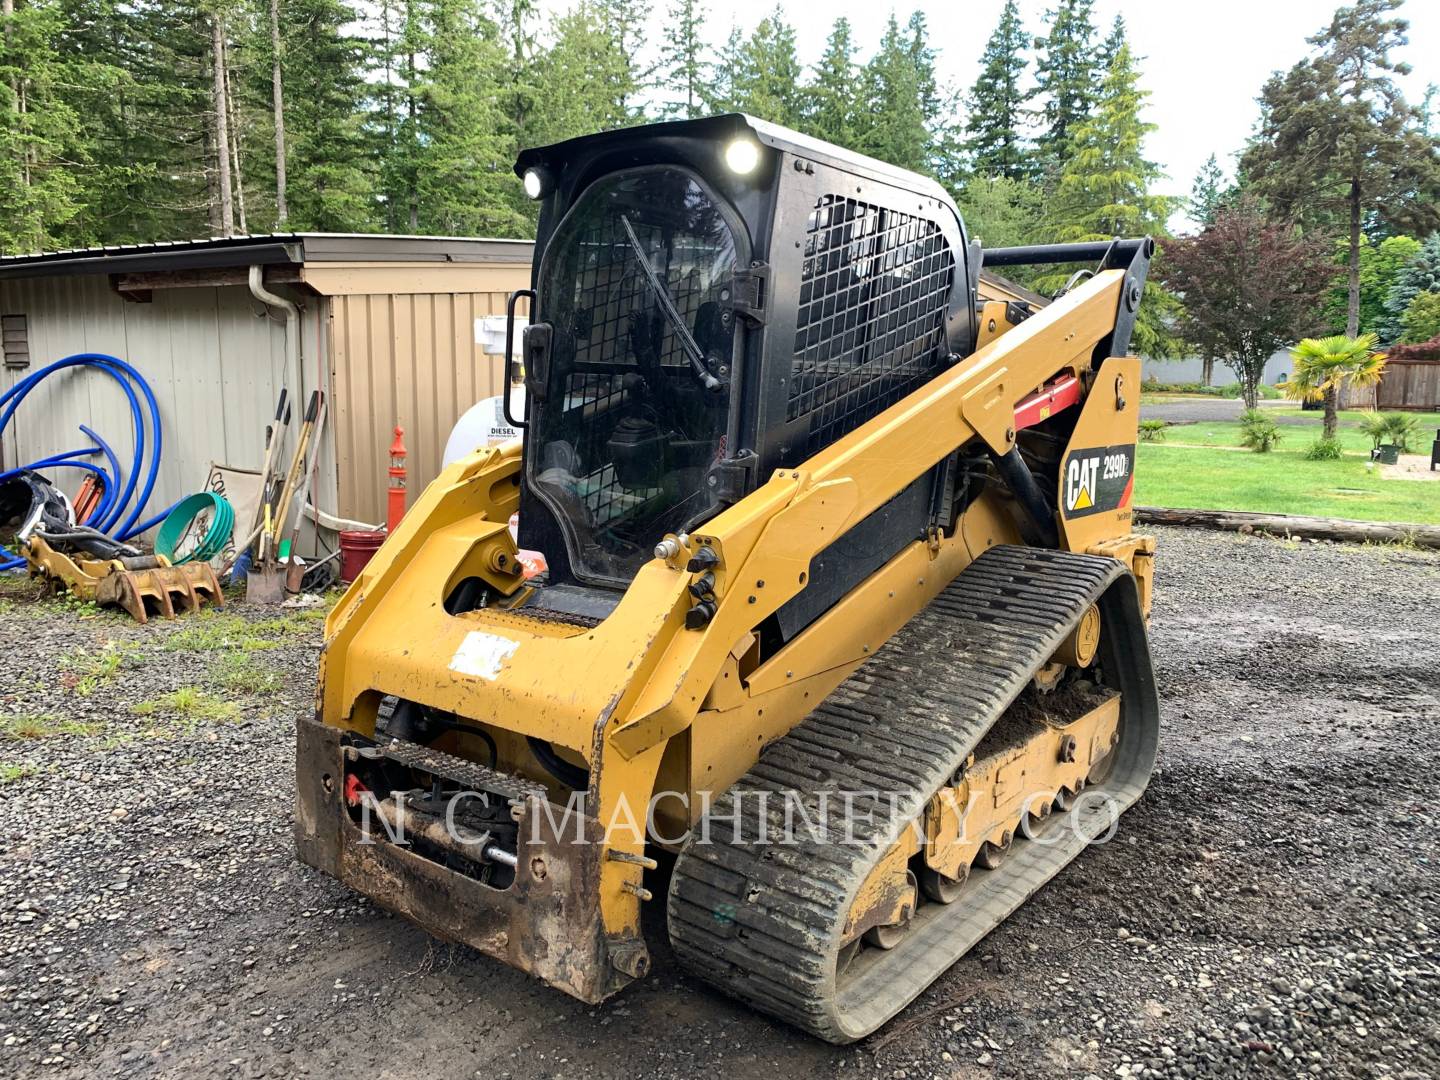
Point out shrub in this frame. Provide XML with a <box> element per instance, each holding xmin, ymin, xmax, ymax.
<box><xmin>1138</xmin><ymin>419</ymin><xmax>1168</xmax><ymax>442</ymax></box>
<box><xmin>1399</xmin><ymin>291</ymin><xmax>1440</xmax><ymax>345</ymax></box>
<box><xmin>1384</xmin><ymin>334</ymin><xmax>1440</xmax><ymax>362</ymax></box>
<box><xmin>1359</xmin><ymin>412</ymin><xmax>1421</xmax><ymax>452</ymax></box>
<box><xmin>1304</xmin><ymin>437</ymin><xmax>1344</xmax><ymax>460</ymax></box>
<box><xmin>1238</xmin><ymin>408</ymin><xmax>1282</xmax><ymax>452</ymax></box>
<box><xmin>1141</xmin><ymin>380</ymin><xmax>1225</xmax><ymax>396</ymax></box>
<box><xmin>1382</xmin><ymin>413</ymin><xmax>1420</xmax><ymax>452</ymax></box>
<box><xmin>1218</xmin><ymin>382</ymin><xmax>1278</xmax><ymax>399</ymax></box>
<box><xmin>1358</xmin><ymin>413</ymin><xmax>1390</xmax><ymax>450</ymax></box>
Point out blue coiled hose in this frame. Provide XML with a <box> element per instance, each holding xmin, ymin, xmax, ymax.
<box><xmin>0</xmin><ymin>353</ymin><xmax>164</xmax><ymax>570</ymax></box>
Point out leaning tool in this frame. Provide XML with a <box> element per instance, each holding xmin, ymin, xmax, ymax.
<box><xmin>282</xmin><ymin>395</ymin><xmax>327</xmax><ymax>594</ymax></box>
<box><xmin>253</xmin><ymin>388</ymin><xmax>288</xmax><ymax>539</ymax></box>
<box><xmin>271</xmin><ymin>390</ymin><xmax>320</xmax><ymax>548</ymax></box>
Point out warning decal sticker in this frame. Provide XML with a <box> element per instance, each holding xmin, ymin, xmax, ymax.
<box><xmin>1060</xmin><ymin>444</ymin><xmax>1136</xmax><ymax>519</ymax></box>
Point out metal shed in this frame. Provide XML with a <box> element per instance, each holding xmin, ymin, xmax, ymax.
<box><xmin>0</xmin><ymin>233</ymin><xmax>534</xmax><ymax>549</ymax></box>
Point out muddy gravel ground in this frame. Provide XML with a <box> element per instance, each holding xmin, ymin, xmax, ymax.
<box><xmin>1</xmin><ymin>526</ymin><xmax>1438</xmax><ymax>1080</ymax></box>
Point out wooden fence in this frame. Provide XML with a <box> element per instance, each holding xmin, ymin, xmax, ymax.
<box><xmin>1376</xmin><ymin>359</ymin><xmax>1440</xmax><ymax>411</ymax></box>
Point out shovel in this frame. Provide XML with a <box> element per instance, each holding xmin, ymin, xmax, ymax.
<box><xmin>246</xmin><ymin>505</ymin><xmax>286</xmax><ymax>604</ymax></box>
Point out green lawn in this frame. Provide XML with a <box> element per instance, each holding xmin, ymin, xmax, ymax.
<box><xmin>1266</xmin><ymin>405</ymin><xmax>1440</xmax><ymax>432</ymax></box>
<box><xmin>1156</xmin><ymin>419</ymin><xmax>1393</xmax><ymax>456</ymax></box>
<box><xmin>1132</xmin><ymin>444</ymin><xmax>1440</xmax><ymax>524</ymax></box>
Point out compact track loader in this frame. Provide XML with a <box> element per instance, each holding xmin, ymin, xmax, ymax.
<box><xmin>296</xmin><ymin>114</ymin><xmax>1160</xmax><ymax>1042</ymax></box>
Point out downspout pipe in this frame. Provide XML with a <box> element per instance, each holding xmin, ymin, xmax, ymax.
<box><xmin>248</xmin><ymin>262</ymin><xmax>303</xmax><ymax>433</ymax></box>
<box><xmin>248</xmin><ymin>263</ymin><xmax>306</xmax><ymax>550</ymax></box>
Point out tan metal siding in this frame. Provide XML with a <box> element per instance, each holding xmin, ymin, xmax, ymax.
<box><xmin>0</xmin><ymin>276</ymin><xmax>311</xmax><ymax>538</ymax></box>
<box><xmin>330</xmin><ymin>288</ymin><xmax>527</xmax><ymax>525</ymax></box>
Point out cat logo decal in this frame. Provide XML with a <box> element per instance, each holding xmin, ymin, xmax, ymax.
<box><xmin>1061</xmin><ymin>445</ymin><xmax>1135</xmax><ymax>519</ymax></box>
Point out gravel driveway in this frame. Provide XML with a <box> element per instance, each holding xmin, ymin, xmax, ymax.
<box><xmin>2</xmin><ymin>527</ymin><xmax>1437</xmax><ymax>1080</ymax></box>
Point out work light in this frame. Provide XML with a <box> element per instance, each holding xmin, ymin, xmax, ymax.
<box><xmin>723</xmin><ymin>138</ymin><xmax>761</xmax><ymax>175</ymax></box>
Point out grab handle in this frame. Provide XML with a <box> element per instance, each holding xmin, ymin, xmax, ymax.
<box><xmin>503</xmin><ymin>289</ymin><xmax>535</xmax><ymax>430</ymax></box>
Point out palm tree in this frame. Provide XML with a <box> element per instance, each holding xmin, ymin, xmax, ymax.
<box><xmin>1284</xmin><ymin>334</ymin><xmax>1387</xmax><ymax>442</ymax></box>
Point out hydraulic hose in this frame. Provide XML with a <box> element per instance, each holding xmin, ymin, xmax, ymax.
<box><xmin>1</xmin><ymin>356</ymin><xmax>141</xmax><ymax>534</ymax></box>
<box><xmin>0</xmin><ymin>460</ymin><xmax>109</xmax><ymax>487</ymax></box>
<box><xmin>526</xmin><ymin>737</ymin><xmax>590</xmax><ymax>790</ymax></box>
<box><xmin>79</xmin><ymin>424</ymin><xmax>122</xmax><ymax>525</ymax></box>
<box><xmin>0</xmin><ymin>353</ymin><xmax>161</xmax><ymax>538</ymax></box>
<box><xmin>0</xmin><ymin>447</ymin><xmax>100</xmax><ymax>483</ymax></box>
<box><xmin>0</xmin><ymin>353</ymin><xmax>163</xmax><ymax>571</ymax></box>
<box><xmin>121</xmin><ymin>498</ymin><xmax>182</xmax><ymax>543</ymax></box>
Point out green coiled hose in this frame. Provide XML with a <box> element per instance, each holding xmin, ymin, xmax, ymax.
<box><xmin>155</xmin><ymin>492</ymin><xmax>234</xmax><ymax>565</ymax></box>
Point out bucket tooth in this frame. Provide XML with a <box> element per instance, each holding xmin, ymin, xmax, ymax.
<box><xmin>98</xmin><ymin>572</ymin><xmax>149</xmax><ymax>624</ymax></box>
<box><xmin>161</xmin><ymin>569</ymin><xmax>200</xmax><ymax>614</ymax></box>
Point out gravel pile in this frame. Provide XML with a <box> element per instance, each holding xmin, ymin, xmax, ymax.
<box><xmin>1</xmin><ymin>527</ymin><xmax>1437</xmax><ymax>1079</ymax></box>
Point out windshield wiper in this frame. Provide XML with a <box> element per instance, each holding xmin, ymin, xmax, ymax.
<box><xmin>619</xmin><ymin>215</ymin><xmax>723</xmax><ymax>392</ymax></box>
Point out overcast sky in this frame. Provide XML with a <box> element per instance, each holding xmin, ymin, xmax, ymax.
<box><xmin>606</xmin><ymin>0</ymin><xmax>1438</xmax><ymax>227</ymax></box>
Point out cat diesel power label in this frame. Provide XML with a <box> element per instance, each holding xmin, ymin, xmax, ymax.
<box><xmin>1060</xmin><ymin>444</ymin><xmax>1136</xmax><ymax>519</ymax></box>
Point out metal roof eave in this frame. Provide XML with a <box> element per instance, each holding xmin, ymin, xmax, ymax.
<box><xmin>0</xmin><ymin>240</ymin><xmax>303</xmax><ymax>281</ymax></box>
<box><xmin>0</xmin><ymin>233</ymin><xmax>535</xmax><ymax>281</ymax></box>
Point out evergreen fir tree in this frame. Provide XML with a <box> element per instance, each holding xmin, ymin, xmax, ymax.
<box><xmin>594</xmin><ymin>0</ymin><xmax>648</xmax><ymax>119</ymax></box>
<box><xmin>701</xmin><ymin>25</ymin><xmax>743</xmax><ymax>114</ymax></box>
<box><xmin>531</xmin><ymin>1</ymin><xmax>636</xmax><ymax>144</ymax></box>
<box><xmin>412</xmin><ymin>0</ymin><xmax>521</xmax><ymax>235</ymax></box>
<box><xmin>1243</xmin><ymin>0</ymin><xmax>1440</xmax><ymax>337</ymax></box>
<box><xmin>379</xmin><ymin>0</ymin><xmax>425</xmax><ymax>230</ymax></box>
<box><xmin>1049</xmin><ymin>43</ymin><xmax>1176</xmax><ymax>355</ymax></box>
<box><xmin>905</xmin><ymin>12</ymin><xmax>940</xmax><ymax>135</ymax></box>
<box><xmin>0</xmin><ymin>0</ymin><xmax>87</xmax><ymax>251</ymax></box>
<box><xmin>857</xmin><ymin>12</ymin><xmax>935</xmax><ymax>172</ymax></box>
<box><xmin>1189</xmin><ymin>153</ymin><xmax>1227</xmax><ymax>226</ymax></box>
<box><xmin>730</xmin><ymin>16</ymin><xmax>803</xmax><ymax>128</ymax></box>
<box><xmin>1031</xmin><ymin>0</ymin><xmax>1101</xmax><ymax>174</ymax></box>
<box><xmin>1050</xmin><ymin>43</ymin><xmax>1168</xmax><ymax>240</ymax></box>
<box><xmin>655</xmin><ymin>0</ymin><xmax>704</xmax><ymax>120</ymax></box>
<box><xmin>1097</xmin><ymin>13</ymin><xmax>1125</xmax><ymax>70</ymax></box>
<box><xmin>493</xmin><ymin>0</ymin><xmax>539</xmax><ymax>142</ymax></box>
<box><xmin>270</xmin><ymin>0</ymin><xmax>376</xmax><ymax>231</ymax></box>
<box><xmin>65</xmin><ymin>0</ymin><xmax>214</xmax><ymax>242</ymax></box>
<box><xmin>964</xmin><ymin>0</ymin><xmax>1030</xmax><ymax>182</ymax></box>
<box><xmin>804</xmin><ymin>18</ymin><xmax>858</xmax><ymax>146</ymax></box>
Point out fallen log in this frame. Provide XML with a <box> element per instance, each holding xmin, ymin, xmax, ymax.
<box><xmin>1133</xmin><ymin>506</ymin><xmax>1440</xmax><ymax>549</ymax></box>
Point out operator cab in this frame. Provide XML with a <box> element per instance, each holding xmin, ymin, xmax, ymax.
<box><xmin>509</xmin><ymin>115</ymin><xmax>976</xmax><ymax>618</ymax></box>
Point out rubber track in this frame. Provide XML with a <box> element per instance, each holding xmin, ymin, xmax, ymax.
<box><xmin>666</xmin><ymin>545</ymin><xmax>1160</xmax><ymax>1043</ymax></box>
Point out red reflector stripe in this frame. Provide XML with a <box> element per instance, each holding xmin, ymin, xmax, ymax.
<box><xmin>1013</xmin><ymin>375</ymin><xmax>1082</xmax><ymax>431</ymax></box>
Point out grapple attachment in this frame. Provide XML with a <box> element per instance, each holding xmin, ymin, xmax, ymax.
<box><xmin>23</xmin><ymin>535</ymin><xmax>224</xmax><ymax>623</ymax></box>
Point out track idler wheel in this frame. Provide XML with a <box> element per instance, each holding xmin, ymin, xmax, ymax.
<box><xmin>975</xmin><ymin>831</ymin><xmax>1012</xmax><ymax>871</ymax></box>
<box><xmin>919</xmin><ymin>863</ymin><xmax>968</xmax><ymax>904</ymax></box>
<box><xmin>862</xmin><ymin>870</ymin><xmax>918</xmax><ymax>950</ymax></box>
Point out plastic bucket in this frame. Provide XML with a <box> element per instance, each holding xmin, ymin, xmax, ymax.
<box><xmin>339</xmin><ymin>529</ymin><xmax>387</xmax><ymax>584</ymax></box>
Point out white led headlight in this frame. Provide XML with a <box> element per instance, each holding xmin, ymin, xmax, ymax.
<box><xmin>723</xmin><ymin>139</ymin><xmax>761</xmax><ymax>175</ymax></box>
